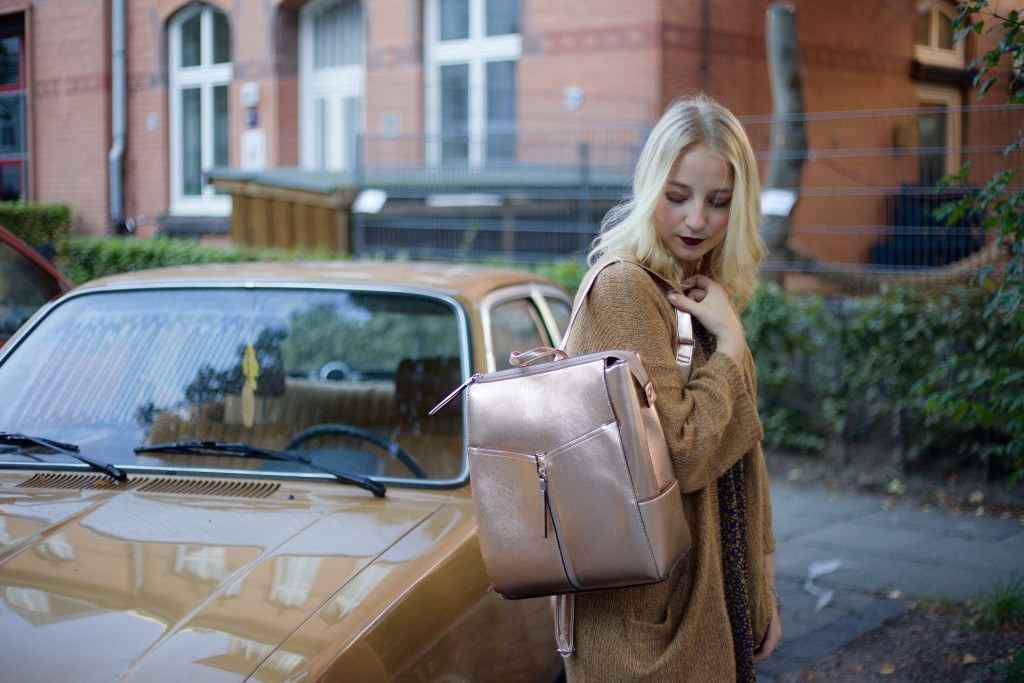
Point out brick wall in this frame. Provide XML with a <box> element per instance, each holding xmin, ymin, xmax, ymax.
<box><xmin>11</xmin><ymin>0</ymin><xmax>1014</xmax><ymax>238</ymax></box>
<box><xmin>29</xmin><ymin>0</ymin><xmax>110</xmax><ymax>234</ymax></box>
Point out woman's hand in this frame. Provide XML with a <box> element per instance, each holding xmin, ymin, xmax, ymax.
<box><xmin>754</xmin><ymin>592</ymin><xmax>783</xmax><ymax>664</ymax></box>
<box><xmin>755</xmin><ymin>553</ymin><xmax>782</xmax><ymax>664</ymax></box>
<box><xmin>667</xmin><ymin>274</ymin><xmax>747</xmax><ymax>365</ymax></box>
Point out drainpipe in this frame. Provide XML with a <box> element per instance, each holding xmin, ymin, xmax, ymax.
<box><xmin>108</xmin><ymin>0</ymin><xmax>127</xmax><ymax>232</ymax></box>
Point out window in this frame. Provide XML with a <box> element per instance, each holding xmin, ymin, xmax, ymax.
<box><xmin>915</xmin><ymin>1</ymin><xmax>964</xmax><ymax>69</ymax></box>
<box><xmin>488</xmin><ymin>297</ymin><xmax>546</xmax><ymax>371</ymax></box>
<box><xmin>0</xmin><ymin>238</ymin><xmax>64</xmax><ymax>342</ymax></box>
<box><xmin>168</xmin><ymin>4</ymin><xmax>233</xmax><ymax>216</ymax></box>
<box><xmin>300</xmin><ymin>0</ymin><xmax>365</xmax><ymax>171</ymax></box>
<box><xmin>913</xmin><ymin>2</ymin><xmax>964</xmax><ymax>187</ymax></box>
<box><xmin>425</xmin><ymin>0</ymin><xmax>520</xmax><ymax>168</ymax></box>
<box><xmin>0</xmin><ymin>25</ymin><xmax>26</xmax><ymax>201</ymax></box>
<box><xmin>916</xmin><ymin>85</ymin><xmax>961</xmax><ymax>186</ymax></box>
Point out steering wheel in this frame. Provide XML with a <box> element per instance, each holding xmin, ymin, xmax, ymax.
<box><xmin>285</xmin><ymin>423</ymin><xmax>429</xmax><ymax>479</ymax></box>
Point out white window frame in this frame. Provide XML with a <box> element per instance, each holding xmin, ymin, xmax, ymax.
<box><xmin>299</xmin><ymin>0</ymin><xmax>365</xmax><ymax>171</ymax></box>
<box><xmin>916</xmin><ymin>84</ymin><xmax>962</xmax><ymax>180</ymax></box>
<box><xmin>424</xmin><ymin>0</ymin><xmax>521</xmax><ymax>168</ymax></box>
<box><xmin>915</xmin><ymin>0</ymin><xmax>965</xmax><ymax>69</ymax></box>
<box><xmin>168</xmin><ymin>4</ymin><xmax>233</xmax><ymax>216</ymax></box>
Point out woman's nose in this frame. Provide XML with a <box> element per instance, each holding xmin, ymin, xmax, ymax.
<box><xmin>684</xmin><ymin>204</ymin><xmax>706</xmax><ymax>231</ymax></box>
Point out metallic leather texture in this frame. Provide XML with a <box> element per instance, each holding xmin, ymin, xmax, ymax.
<box><xmin>462</xmin><ymin>259</ymin><xmax>694</xmax><ymax>601</ymax></box>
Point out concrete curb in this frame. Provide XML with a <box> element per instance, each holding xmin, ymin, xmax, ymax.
<box><xmin>758</xmin><ymin>598</ymin><xmax>911</xmax><ymax>681</ymax></box>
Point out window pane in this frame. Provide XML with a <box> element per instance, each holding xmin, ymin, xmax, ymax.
<box><xmin>212</xmin><ymin>10</ymin><xmax>231</xmax><ymax>64</ymax></box>
<box><xmin>486</xmin><ymin>0</ymin><xmax>518</xmax><ymax>36</ymax></box>
<box><xmin>0</xmin><ymin>288</ymin><xmax>465</xmax><ymax>480</ymax></box>
<box><xmin>486</xmin><ymin>61</ymin><xmax>516</xmax><ymax>162</ymax></box>
<box><xmin>937</xmin><ymin>13</ymin><xmax>952</xmax><ymax>50</ymax></box>
<box><xmin>440</xmin><ymin>0</ymin><xmax>469</xmax><ymax>40</ymax></box>
<box><xmin>544</xmin><ymin>297</ymin><xmax>571</xmax><ymax>340</ymax></box>
<box><xmin>0</xmin><ymin>94</ymin><xmax>24</xmax><ymax>154</ymax></box>
<box><xmin>315</xmin><ymin>2</ymin><xmax>342</xmax><ymax>68</ymax></box>
<box><xmin>489</xmin><ymin>299</ymin><xmax>545</xmax><ymax>370</ymax></box>
<box><xmin>315</xmin><ymin>98</ymin><xmax>327</xmax><ymax>169</ymax></box>
<box><xmin>916</xmin><ymin>11</ymin><xmax>930</xmax><ymax>46</ymax></box>
<box><xmin>441</xmin><ymin>64</ymin><xmax>469</xmax><ymax>164</ymax></box>
<box><xmin>344</xmin><ymin>95</ymin><xmax>361</xmax><ymax>167</ymax></box>
<box><xmin>918</xmin><ymin>105</ymin><xmax>947</xmax><ymax>186</ymax></box>
<box><xmin>181</xmin><ymin>13</ymin><xmax>201</xmax><ymax>67</ymax></box>
<box><xmin>0</xmin><ymin>36</ymin><xmax>21</xmax><ymax>87</ymax></box>
<box><xmin>0</xmin><ymin>162</ymin><xmax>21</xmax><ymax>201</ymax></box>
<box><xmin>181</xmin><ymin>88</ymin><xmax>202</xmax><ymax>195</ymax></box>
<box><xmin>213</xmin><ymin>86</ymin><xmax>229</xmax><ymax>194</ymax></box>
<box><xmin>0</xmin><ymin>237</ymin><xmax>60</xmax><ymax>339</ymax></box>
<box><xmin>340</xmin><ymin>0</ymin><xmax>364</xmax><ymax>66</ymax></box>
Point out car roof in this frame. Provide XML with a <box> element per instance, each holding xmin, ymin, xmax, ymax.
<box><xmin>72</xmin><ymin>259</ymin><xmax>562</xmax><ymax>303</ymax></box>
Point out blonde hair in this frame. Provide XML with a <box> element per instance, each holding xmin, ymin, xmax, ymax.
<box><xmin>589</xmin><ymin>94</ymin><xmax>765</xmax><ymax>311</ymax></box>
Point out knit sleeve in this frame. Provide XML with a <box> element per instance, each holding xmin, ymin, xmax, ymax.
<box><xmin>566</xmin><ymin>261</ymin><xmax>764</xmax><ymax>493</ymax></box>
<box><xmin>741</xmin><ymin>352</ymin><xmax>776</xmax><ymax>554</ymax></box>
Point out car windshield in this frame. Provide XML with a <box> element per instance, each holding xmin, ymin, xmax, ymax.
<box><xmin>0</xmin><ymin>286</ymin><xmax>467</xmax><ymax>486</ymax></box>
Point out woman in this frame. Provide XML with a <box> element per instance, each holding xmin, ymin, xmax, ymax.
<box><xmin>564</xmin><ymin>94</ymin><xmax>781</xmax><ymax>681</ymax></box>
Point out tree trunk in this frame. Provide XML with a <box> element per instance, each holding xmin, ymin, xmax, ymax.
<box><xmin>763</xmin><ymin>3</ymin><xmax>808</xmax><ymax>280</ymax></box>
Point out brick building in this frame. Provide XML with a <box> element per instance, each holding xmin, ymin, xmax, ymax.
<box><xmin>0</xmin><ymin>0</ymin><xmax>1015</xmax><ymax>266</ymax></box>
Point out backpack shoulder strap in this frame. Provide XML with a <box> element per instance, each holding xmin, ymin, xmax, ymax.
<box><xmin>560</xmin><ymin>258</ymin><xmax>693</xmax><ymax>381</ymax></box>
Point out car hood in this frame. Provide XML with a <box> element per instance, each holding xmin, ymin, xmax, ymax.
<box><xmin>0</xmin><ymin>473</ymin><xmax>467</xmax><ymax>682</ymax></box>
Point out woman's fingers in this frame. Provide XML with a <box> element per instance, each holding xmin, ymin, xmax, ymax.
<box><xmin>667</xmin><ymin>291</ymin><xmax>696</xmax><ymax>311</ymax></box>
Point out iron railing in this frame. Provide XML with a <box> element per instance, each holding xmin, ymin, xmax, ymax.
<box><xmin>349</xmin><ymin>104</ymin><xmax>1022</xmax><ymax>293</ymax></box>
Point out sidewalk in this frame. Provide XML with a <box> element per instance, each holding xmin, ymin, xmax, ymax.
<box><xmin>758</xmin><ymin>481</ymin><xmax>1024</xmax><ymax>681</ymax></box>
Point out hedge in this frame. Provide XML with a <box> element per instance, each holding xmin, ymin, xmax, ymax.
<box><xmin>56</xmin><ymin>235</ymin><xmax>336</xmax><ymax>285</ymax></box>
<box><xmin>0</xmin><ymin>201</ymin><xmax>72</xmax><ymax>255</ymax></box>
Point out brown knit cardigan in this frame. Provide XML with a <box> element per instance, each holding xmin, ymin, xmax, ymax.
<box><xmin>563</xmin><ymin>260</ymin><xmax>776</xmax><ymax>682</ymax></box>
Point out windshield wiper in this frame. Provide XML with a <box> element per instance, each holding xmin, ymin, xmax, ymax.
<box><xmin>134</xmin><ymin>440</ymin><xmax>386</xmax><ymax>498</ymax></box>
<box><xmin>0</xmin><ymin>432</ymin><xmax>129</xmax><ymax>482</ymax></box>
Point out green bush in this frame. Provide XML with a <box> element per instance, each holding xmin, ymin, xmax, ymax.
<box><xmin>529</xmin><ymin>256</ymin><xmax>588</xmax><ymax>293</ymax></box>
<box><xmin>56</xmin><ymin>236</ymin><xmax>336</xmax><ymax>285</ymax></box>
<box><xmin>743</xmin><ymin>284</ymin><xmax>833</xmax><ymax>453</ymax></box>
<box><xmin>745</xmin><ymin>283</ymin><xmax>1023</xmax><ymax>485</ymax></box>
<box><xmin>0</xmin><ymin>201</ymin><xmax>72</xmax><ymax>250</ymax></box>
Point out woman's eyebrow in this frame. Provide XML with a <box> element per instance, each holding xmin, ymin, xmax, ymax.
<box><xmin>666</xmin><ymin>180</ymin><xmax>733</xmax><ymax>194</ymax></box>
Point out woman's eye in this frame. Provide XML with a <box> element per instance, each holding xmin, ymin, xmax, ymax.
<box><xmin>666</xmin><ymin>194</ymin><xmax>688</xmax><ymax>204</ymax></box>
<box><xmin>710</xmin><ymin>197</ymin><xmax>732</xmax><ymax>209</ymax></box>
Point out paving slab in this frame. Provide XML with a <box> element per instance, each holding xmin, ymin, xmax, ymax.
<box><xmin>758</xmin><ymin>481</ymin><xmax>1023</xmax><ymax>681</ymax></box>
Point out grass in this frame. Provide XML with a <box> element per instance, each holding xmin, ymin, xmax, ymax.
<box><xmin>972</xmin><ymin>579</ymin><xmax>1024</xmax><ymax>633</ymax></box>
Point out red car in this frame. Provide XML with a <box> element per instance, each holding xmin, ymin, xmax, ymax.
<box><xmin>0</xmin><ymin>225</ymin><xmax>72</xmax><ymax>347</ymax></box>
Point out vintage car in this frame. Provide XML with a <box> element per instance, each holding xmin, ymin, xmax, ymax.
<box><xmin>0</xmin><ymin>260</ymin><xmax>572</xmax><ymax>682</ymax></box>
<box><xmin>0</xmin><ymin>224</ymin><xmax>72</xmax><ymax>347</ymax></box>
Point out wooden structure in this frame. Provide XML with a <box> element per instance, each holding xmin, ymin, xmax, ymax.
<box><xmin>207</xmin><ymin>169</ymin><xmax>356</xmax><ymax>252</ymax></box>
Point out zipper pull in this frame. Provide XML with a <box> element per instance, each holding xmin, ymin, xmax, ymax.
<box><xmin>537</xmin><ymin>458</ymin><xmax>549</xmax><ymax>538</ymax></box>
<box><xmin>429</xmin><ymin>373</ymin><xmax>482</xmax><ymax>415</ymax></box>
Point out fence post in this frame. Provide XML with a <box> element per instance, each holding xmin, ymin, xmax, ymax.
<box><xmin>579</xmin><ymin>141</ymin><xmax>592</xmax><ymax>255</ymax></box>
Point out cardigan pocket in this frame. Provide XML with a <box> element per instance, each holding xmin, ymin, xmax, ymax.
<box><xmin>622</xmin><ymin>555</ymin><xmax>689</xmax><ymax>641</ymax></box>
<box><xmin>625</xmin><ymin>604</ymin><xmax>680</xmax><ymax>643</ymax></box>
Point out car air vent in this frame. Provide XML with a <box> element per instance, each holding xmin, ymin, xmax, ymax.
<box><xmin>16</xmin><ymin>473</ymin><xmax>281</xmax><ymax>498</ymax></box>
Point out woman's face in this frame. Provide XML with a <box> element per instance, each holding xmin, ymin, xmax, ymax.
<box><xmin>653</xmin><ymin>143</ymin><xmax>733</xmax><ymax>269</ymax></box>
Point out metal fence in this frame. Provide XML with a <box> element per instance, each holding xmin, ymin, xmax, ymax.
<box><xmin>351</xmin><ymin>104</ymin><xmax>1022</xmax><ymax>293</ymax></box>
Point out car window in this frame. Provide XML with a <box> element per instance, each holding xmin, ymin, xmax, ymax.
<box><xmin>544</xmin><ymin>295</ymin><xmax>572</xmax><ymax>340</ymax></box>
<box><xmin>0</xmin><ymin>240</ymin><xmax>64</xmax><ymax>341</ymax></box>
<box><xmin>489</xmin><ymin>297</ymin><xmax>548</xmax><ymax>369</ymax></box>
<box><xmin>0</xmin><ymin>287</ymin><xmax>468</xmax><ymax>484</ymax></box>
